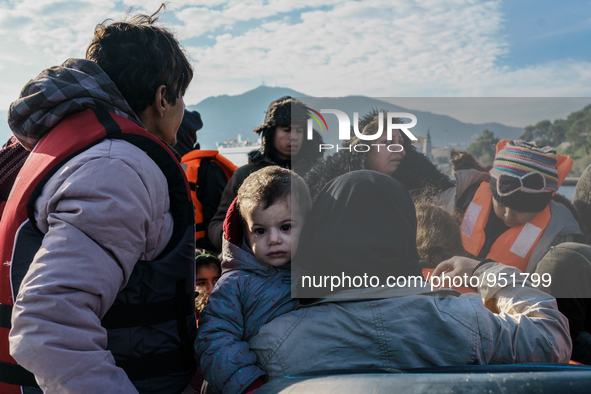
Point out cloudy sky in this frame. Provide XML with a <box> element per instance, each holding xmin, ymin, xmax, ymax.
<box><xmin>1</xmin><ymin>0</ymin><xmax>590</xmax><ymax>119</ymax></box>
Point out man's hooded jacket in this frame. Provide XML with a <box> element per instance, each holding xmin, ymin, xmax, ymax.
<box><xmin>2</xmin><ymin>59</ymin><xmax>196</xmax><ymax>394</ymax></box>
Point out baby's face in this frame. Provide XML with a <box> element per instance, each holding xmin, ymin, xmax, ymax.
<box><xmin>243</xmin><ymin>197</ymin><xmax>304</xmax><ymax>267</ymax></box>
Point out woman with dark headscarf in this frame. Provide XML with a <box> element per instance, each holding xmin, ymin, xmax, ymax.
<box><xmin>294</xmin><ymin>170</ymin><xmax>422</xmax><ymax>298</ymax></box>
<box><xmin>248</xmin><ymin>171</ymin><xmax>570</xmax><ymax>381</ymax></box>
<box><xmin>304</xmin><ymin>110</ymin><xmax>453</xmax><ymax>202</ymax></box>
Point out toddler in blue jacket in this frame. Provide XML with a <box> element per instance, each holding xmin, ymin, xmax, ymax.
<box><xmin>195</xmin><ymin>166</ymin><xmax>312</xmax><ymax>394</ymax></box>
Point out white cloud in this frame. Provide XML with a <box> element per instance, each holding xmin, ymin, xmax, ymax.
<box><xmin>0</xmin><ymin>0</ymin><xmax>126</xmax><ymax>110</ymax></box>
<box><xmin>122</xmin><ymin>0</ymin><xmax>229</xmax><ymax>11</ymax></box>
<box><xmin>0</xmin><ymin>0</ymin><xmax>124</xmax><ymax>62</ymax></box>
<box><xmin>1</xmin><ymin>0</ymin><xmax>591</xmax><ymax>113</ymax></box>
<box><xmin>174</xmin><ymin>0</ymin><xmax>343</xmax><ymax>39</ymax></box>
<box><xmin>183</xmin><ymin>0</ymin><xmax>511</xmax><ymax>102</ymax></box>
<box><xmin>472</xmin><ymin>61</ymin><xmax>591</xmax><ymax>97</ymax></box>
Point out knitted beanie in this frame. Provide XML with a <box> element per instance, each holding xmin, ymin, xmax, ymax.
<box><xmin>253</xmin><ymin>96</ymin><xmax>308</xmax><ymax>136</ymax></box>
<box><xmin>489</xmin><ymin>140</ymin><xmax>558</xmax><ymax>212</ymax></box>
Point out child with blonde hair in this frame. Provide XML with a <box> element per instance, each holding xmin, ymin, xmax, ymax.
<box><xmin>415</xmin><ymin>202</ymin><xmax>467</xmax><ymax>268</ymax></box>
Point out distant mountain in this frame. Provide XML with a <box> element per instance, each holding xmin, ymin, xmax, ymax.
<box><xmin>187</xmin><ymin>86</ymin><xmax>308</xmax><ymax>149</ymax></box>
<box><xmin>0</xmin><ymin>87</ymin><xmax>526</xmax><ymax>150</ymax></box>
<box><xmin>188</xmin><ymin>86</ymin><xmax>525</xmax><ymax>150</ymax></box>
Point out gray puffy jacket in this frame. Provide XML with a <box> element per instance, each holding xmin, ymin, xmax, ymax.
<box><xmin>195</xmin><ymin>224</ymin><xmax>297</xmax><ymax>393</ymax></box>
<box><xmin>249</xmin><ymin>262</ymin><xmax>572</xmax><ymax>381</ymax></box>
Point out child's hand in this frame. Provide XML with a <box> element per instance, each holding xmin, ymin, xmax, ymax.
<box><xmin>433</xmin><ymin>256</ymin><xmax>481</xmax><ymax>279</ymax></box>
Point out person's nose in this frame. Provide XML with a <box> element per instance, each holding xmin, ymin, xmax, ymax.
<box><xmin>205</xmin><ymin>282</ymin><xmax>214</xmax><ymax>294</ymax></box>
<box><xmin>268</xmin><ymin>228</ymin><xmax>282</xmax><ymax>245</ymax></box>
<box><xmin>505</xmin><ymin>208</ymin><xmax>517</xmax><ymax>220</ymax></box>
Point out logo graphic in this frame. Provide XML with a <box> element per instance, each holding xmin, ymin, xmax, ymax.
<box><xmin>306</xmin><ymin>107</ymin><xmax>328</xmax><ymax>132</ymax></box>
<box><xmin>305</xmin><ymin>109</ymin><xmax>418</xmax><ymax>142</ymax></box>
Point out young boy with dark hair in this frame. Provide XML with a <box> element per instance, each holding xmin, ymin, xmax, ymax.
<box><xmin>86</xmin><ymin>9</ymin><xmax>192</xmax><ymax>138</ymax></box>
<box><xmin>1</xmin><ymin>5</ymin><xmax>197</xmax><ymax>393</ymax></box>
<box><xmin>195</xmin><ymin>166</ymin><xmax>311</xmax><ymax>394</ymax></box>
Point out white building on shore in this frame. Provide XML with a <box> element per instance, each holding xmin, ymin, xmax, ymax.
<box><xmin>216</xmin><ymin>134</ymin><xmax>261</xmax><ymax>167</ymax></box>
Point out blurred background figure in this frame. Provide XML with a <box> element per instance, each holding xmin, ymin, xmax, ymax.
<box><xmin>194</xmin><ymin>251</ymin><xmax>222</xmax><ymax>323</ymax></box>
<box><xmin>191</xmin><ymin>252</ymin><xmax>221</xmax><ymax>393</ymax></box>
<box><xmin>178</xmin><ymin>110</ymin><xmax>237</xmax><ymax>252</ymax></box>
<box><xmin>415</xmin><ymin>201</ymin><xmax>467</xmax><ymax>269</ymax></box>
<box><xmin>0</xmin><ymin>137</ymin><xmax>29</xmax><ymax>218</ymax></box>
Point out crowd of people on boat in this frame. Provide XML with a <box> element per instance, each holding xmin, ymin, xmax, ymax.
<box><xmin>1</xmin><ymin>5</ymin><xmax>591</xmax><ymax>394</ymax></box>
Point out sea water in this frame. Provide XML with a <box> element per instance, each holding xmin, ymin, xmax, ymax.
<box><xmin>558</xmin><ymin>185</ymin><xmax>576</xmax><ymax>201</ymax></box>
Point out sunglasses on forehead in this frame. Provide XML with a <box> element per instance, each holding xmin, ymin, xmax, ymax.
<box><xmin>495</xmin><ymin>171</ymin><xmax>548</xmax><ymax>197</ymax></box>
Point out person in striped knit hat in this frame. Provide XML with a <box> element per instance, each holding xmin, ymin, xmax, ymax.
<box><xmin>489</xmin><ymin>141</ymin><xmax>559</xmax><ymax>218</ymax></box>
<box><xmin>437</xmin><ymin>139</ymin><xmax>583</xmax><ymax>272</ymax></box>
<box><xmin>437</xmin><ymin>139</ymin><xmax>591</xmax><ymax>363</ymax></box>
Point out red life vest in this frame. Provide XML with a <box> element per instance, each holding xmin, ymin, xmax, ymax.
<box><xmin>0</xmin><ymin>109</ymin><xmax>196</xmax><ymax>392</ymax></box>
<box><xmin>181</xmin><ymin>150</ymin><xmax>237</xmax><ymax>240</ymax></box>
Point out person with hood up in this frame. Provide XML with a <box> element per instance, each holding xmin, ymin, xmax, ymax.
<box><xmin>0</xmin><ymin>6</ymin><xmax>197</xmax><ymax>394</ymax></box>
<box><xmin>304</xmin><ymin>109</ymin><xmax>454</xmax><ymax>202</ymax></box>
<box><xmin>177</xmin><ymin>109</ymin><xmax>237</xmax><ymax>252</ymax></box>
<box><xmin>207</xmin><ymin>96</ymin><xmax>324</xmax><ymax>251</ymax></box>
<box><xmin>248</xmin><ymin>170</ymin><xmax>571</xmax><ymax>381</ymax></box>
<box><xmin>196</xmin><ymin>166</ymin><xmax>312</xmax><ymax>394</ymax></box>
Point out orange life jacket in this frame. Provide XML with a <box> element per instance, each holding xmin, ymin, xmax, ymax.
<box><xmin>181</xmin><ymin>150</ymin><xmax>237</xmax><ymax>240</ymax></box>
<box><xmin>461</xmin><ymin>182</ymin><xmax>551</xmax><ymax>272</ymax></box>
<box><xmin>460</xmin><ymin>139</ymin><xmax>572</xmax><ymax>272</ymax></box>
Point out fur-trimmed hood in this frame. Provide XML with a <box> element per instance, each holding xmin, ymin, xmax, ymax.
<box><xmin>304</xmin><ymin>144</ymin><xmax>454</xmax><ymax>202</ymax></box>
<box><xmin>247</xmin><ymin>96</ymin><xmax>325</xmax><ymax>175</ymax></box>
<box><xmin>304</xmin><ymin>108</ymin><xmax>453</xmax><ymax>201</ymax></box>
